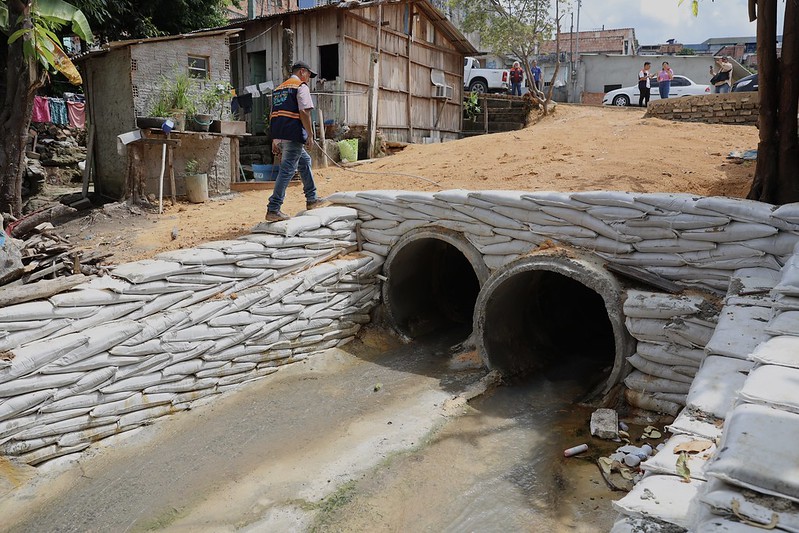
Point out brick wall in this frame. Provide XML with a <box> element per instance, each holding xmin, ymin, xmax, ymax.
<box><xmin>131</xmin><ymin>36</ymin><xmax>231</xmax><ymax>118</ymax></box>
<box><xmin>645</xmin><ymin>92</ymin><xmax>759</xmax><ymax>125</ymax></box>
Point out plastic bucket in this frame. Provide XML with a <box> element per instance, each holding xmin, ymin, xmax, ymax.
<box><xmin>253</xmin><ymin>163</ymin><xmax>279</xmax><ymax>181</ymax></box>
<box><xmin>185</xmin><ymin>173</ymin><xmax>208</xmax><ymax>203</ymax></box>
<box><xmin>338</xmin><ymin>138</ymin><xmax>358</xmax><ymax>162</ymax></box>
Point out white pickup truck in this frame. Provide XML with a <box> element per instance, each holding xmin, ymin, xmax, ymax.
<box><xmin>463</xmin><ymin>57</ymin><xmax>509</xmax><ymax>93</ymax></box>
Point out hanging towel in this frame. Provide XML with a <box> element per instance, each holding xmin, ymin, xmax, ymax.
<box><xmin>66</xmin><ymin>101</ymin><xmax>86</xmax><ymax>128</ymax></box>
<box><xmin>32</xmin><ymin>96</ymin><xmax>51</xmax><ymax>123</ymax></box>
<box><xmin>237</xmin><ymin>93</ymin><xmax>253</xmax><ymax>114</ymax></box>
<box><xmin>49</xmin><ymin>98</ymin><xmax>68</xmax><ymax>125</ymax></box>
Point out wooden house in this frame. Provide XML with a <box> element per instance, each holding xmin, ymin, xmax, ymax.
<box><xmin>226</xmin><ymin>0</ymin><xmax>477</xmax><ymax>146</ymax></box>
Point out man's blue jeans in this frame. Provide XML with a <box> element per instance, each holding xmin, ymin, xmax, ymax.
<box><xmin>267</xmin><ymin>140</ymin><xmax>318</xmax><ymax>213</ymax></box>
<box><xmin>510</xmin><ymin>82</ymin><xmax>522</xmax><ymax>96</ymax></box>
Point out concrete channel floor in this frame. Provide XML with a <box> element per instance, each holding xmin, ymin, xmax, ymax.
<box><xmin>0</xmin><ymin>329</ymin><xmax>492</xmax><ymax>532</ymax></box>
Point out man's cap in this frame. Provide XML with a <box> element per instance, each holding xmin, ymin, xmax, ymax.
<box><xmin>291</xmin><ymin>61</ymin><xmax>317</xmax><ymax>78</ymax></box>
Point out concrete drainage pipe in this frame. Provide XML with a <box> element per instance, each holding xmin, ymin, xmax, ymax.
<box><xmin>382</xmin><ymin>227</ymin><xmax>490</xmax><ymax>339</ymax></box>
<box><xmin>474</xmin><ymin>251</ymin><xmax>633</xmax><ymax>396</ymax></box>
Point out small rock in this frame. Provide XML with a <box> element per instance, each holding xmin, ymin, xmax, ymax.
<box><xmin>590</xmin><ymin>408</ymin><xmax>619</xmax><ymax>440</ymax></box>
<box><xmin>171</xmin><ymin>227</ymin><xmax>179</xmax><ymax>240</ymax></box>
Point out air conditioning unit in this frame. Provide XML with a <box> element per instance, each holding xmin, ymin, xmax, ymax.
<box><xmin>432</xmin><ymin>84</ymin><xmax>453</xmax><ymax>100</ymax></box>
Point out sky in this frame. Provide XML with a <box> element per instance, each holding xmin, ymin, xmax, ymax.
<box><xmin>570</xmin><ymin>0</ymin><xmax>785</xmax><ymax>46</ymax></box>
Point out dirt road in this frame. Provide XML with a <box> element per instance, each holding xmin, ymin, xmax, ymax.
<box><xmin>52</xmin><ymin>104</ymin><xmax>758</xmax><ymax>265</ymax></box>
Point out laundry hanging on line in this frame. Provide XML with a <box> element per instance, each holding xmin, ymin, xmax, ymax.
<box><xmin>66</xmin><ymin>101</ymin><xmax>86</xmax><ymax>128</ymax></box>
<box><xmin>48</xmin><ymin>98</ymin><xmax>69</xmax><ymax>126</ymax></box>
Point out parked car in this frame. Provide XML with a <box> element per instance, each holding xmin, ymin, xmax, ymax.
<box><xmin>732</xmin><ymin>73</ymin><xmax>758</xmax><ymax>92</ymax></box>
<box><xmin>602</xmin><ymin>75</ymin><xmax>711</xmax><ymax>106</ymax></box>
<box><xmin>463</xmin><ymin>56</ymin><xmax>509</xmax><ymax>93</ymax></box>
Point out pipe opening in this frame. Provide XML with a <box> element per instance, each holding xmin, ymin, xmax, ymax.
<box><xmin>384</xmin><ymin>236</ymin><xmax>483</xmax><ymax>339</ymax></box>
<box><xmin>480</xmin><ymin>268</ymin><xmax>618</xmax><ymax>392</ymax></box>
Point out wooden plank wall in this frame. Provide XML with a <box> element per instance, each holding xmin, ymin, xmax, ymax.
<box><xmin>233</xmin><ymin>2</ymin><xmax>464</xmax><ymax>142</ymax></box>
<box><xmin>343</xmin><ymin>1</ymin><xmax>463</xmax><ymax>142</ymax></box>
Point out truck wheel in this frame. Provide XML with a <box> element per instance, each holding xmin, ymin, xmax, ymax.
<box><xmin>468</xmin><ymin>80</ymin><xmax>488</xmax><ymax>93</ymax></box>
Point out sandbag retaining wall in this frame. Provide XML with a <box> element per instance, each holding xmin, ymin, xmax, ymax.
<box><xmin>0</xmin><ymin>207</ymin><xmax>382</xmax><ymax>465</ymax></box>
<box><xmin>5</xmin><ymin>191</ymin><xmax>799</xmax><ymax>468</ymax></box>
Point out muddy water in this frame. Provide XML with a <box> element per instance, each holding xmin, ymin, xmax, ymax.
<box><xmin>319</xmin><ymin>334</ymin><xmax>622</xmax><ymax>532</ymax></box>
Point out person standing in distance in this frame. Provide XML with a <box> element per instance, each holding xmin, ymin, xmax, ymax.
<box><xmin>266</xmin><ymin>61</ymin><xmax>327</xmax><ymax>222</ymax></box>
<box><xmin>710</xmin><ymin>56</ymin><xmax>733</xmax><ymax>94</ymax></box>
<box><xmin>509</xmin><ymin>61</ymin><xmax>524</xmax><ymax>96</ymax></box>
<box><xmin>658</xmin><ymin>61</ymin><xmax>674</xmax><ymax>99</ymax></box>
<box><xmin>638</xmin><ymin>61</ymin><xmax>652</xmax><ymax>107</ymax></box>
<box><xmin>530</xmin><ymin>60</ymin><xmax>542</xmax><ymax>94</ymax></box>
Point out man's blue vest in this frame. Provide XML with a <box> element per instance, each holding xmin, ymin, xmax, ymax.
<box><xmin>270</xmin><ymin>77</ymin><xmax>307</xmax><ymax>143</ymax></box>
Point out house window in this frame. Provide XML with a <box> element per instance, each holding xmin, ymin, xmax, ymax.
<box><xmin>319</xmin><ymin>44</ymin><xmax>339</xmax><ymax>80</ymax></box>
<box><xmin>188</xmin><ymin>55</ymin><xmax>209</xmax><ymax>79</ymax></box>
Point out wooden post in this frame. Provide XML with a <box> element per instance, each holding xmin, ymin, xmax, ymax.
<box><xmin>81</xmin><ymin>67</ymin><xmax>96</xmax><ymax>199</ymax></box>
<box><xmin>317</xmin><ymin>107</ymin><xmax>328</xmax><ymax>168</ymax></box>
<box><xmin>483</xmin><ymin>95</ymin><xmax>489</xmax><ymax>134</ymax></box>
<box><xmin>367</xmin><ymin>3</ymin><xmax>383</xmax><ymax>159</ymax></box>
<box><xmin>229</xmin><ymin>136</ymin><xmax>240</xmax><ymax>183</ymax></box>
<box><xmin>406</xmin><ymin>0</ymin><xmax>414</xmax><ymax>143</ymax></box>
<box><xmin>166</xmin><ymin>135</ymin><xmax>176</xmax><ymax>205</ymax></box>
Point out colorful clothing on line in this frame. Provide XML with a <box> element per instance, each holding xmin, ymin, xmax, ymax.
<box><xmin>49</xmin><ymin>98</ymin><xmax>68</xmax><ymax>125</ymax></box>
<box><xmin>66</xmin><ymin>101</ymin><xmax>86</xmax><ymax>128</ymax></box>
<box><xmin>32</xmin><ymin>96</ymin><xmax>51</xmax><ymax>123</ymax></box>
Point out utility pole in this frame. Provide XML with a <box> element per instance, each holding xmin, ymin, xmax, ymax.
<box><xmin>569</xmin><ymin>12</ymin><xmax>574</xmax><ymax>95</ymax></box>
<box><xmin>573</xmin><ymin>0</ymin><xmax>582</xmax><ymax>103</ymax></box>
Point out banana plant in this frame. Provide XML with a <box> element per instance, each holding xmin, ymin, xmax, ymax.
<box><xmin>2</xmin><ymin>0</ymin><xmax>93</xmax><ymax>85</ymax></box>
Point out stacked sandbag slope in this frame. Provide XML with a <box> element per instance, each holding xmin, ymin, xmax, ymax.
<box><xmin>0</xmin><ymin>207</ymin><xmax>382</xmax><ymax>465</ymax></box>
<box><xmin>330</xmin><ymin>191</ymin><xmax>799</xmax><ymax>293</ymax></box>
<box><xmin>622</xmin><ymin>291</ymin><xmax>720</xmax><ymax>416</ymax></box>
<box><xmin>611</xmin><ymin>263</ymin><xmax>789</xmax><ymax>531</ymax></box>
<box><xmin>694</xmin><ymin>241</ymin><xmax>799</xmax><ymax>531</ymax></box>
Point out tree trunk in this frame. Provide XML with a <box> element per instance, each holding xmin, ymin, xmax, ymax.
<box><xmin>0</xmin><ymin>0</ymin><xmax>45</xmax><ymax>217</ymax></box>
<box><xmin>748</xmin><ymin>0</ymin><xmax>780</xmax><ymax>203</ymax></box>
<box><xmin>775</xmin><ymin>0</ymin><xmax>799</xmax><ymax>204</ymax></box>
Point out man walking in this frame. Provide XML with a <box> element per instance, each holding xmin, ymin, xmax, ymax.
<box><xmin>266</xmin><ymin>61</ymin><xmax>327</xmax><ymax>222</ymax></box>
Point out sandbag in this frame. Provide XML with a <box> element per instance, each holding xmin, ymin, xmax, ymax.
<box><xmin>686</xmin><ymin>355</ymin><xmax>752</xmax><ymax>419</ymax></box>
<box><xmin>704</xmin><ymin>305</ymin><xmax>771</xmax><ymax>359</ymax></box>
<box><xmin>0</xmin><ymin>333</ymin><xmax>87</xmax><ymax>382</ymax></box>
<box><xmin>624</xmin><ymin>388</ymin><xmax>681</xmax><ymax>416</ymax></box>
<box><xmin>623</xmin><ymin>290</ymin><xmax>704</xmax><ymax>319</ymax></box>
<box><xmin>627</xmin><ymin>354</ymin><xmax>696</xmax><ymax>384</ymax></box>
<box><xmin>0</xmin><ymin>389</ymin><xmax>56</xmax><ymax>422</ymax></box>
<box><xmin>52</xmin><ymin>367</ymin><xmax>118</xmax><ymax>401</ymax></box>
<box><xmin>694</xmin><ymin>196</ymin><xmax>777</xmax><ymax>223</ymax></box>
<box><xmin>112</xmin><ymin>259</ymin><xmax>194</xmax><ymax>283</ymax></box>
<box><xmin>624</xmin><ymin>370</ymin><xmax>692</xmax><ymax>394</ymax></box>
<box><xmin>707</xmin><ymin>403</ymin><xmax>799</xmax><ymax>502</ymax></box>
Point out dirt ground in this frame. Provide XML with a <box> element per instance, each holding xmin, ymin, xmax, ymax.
<box><xmin>54</xmin><ymin>103</ymin><xmax>759</xmax><ymax>265</ymax></box>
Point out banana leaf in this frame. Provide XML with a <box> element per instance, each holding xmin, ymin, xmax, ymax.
<box><xmin>34</xmin><ymin>0</ymin><xmax>93</xmax><ymax>43</ymax></box>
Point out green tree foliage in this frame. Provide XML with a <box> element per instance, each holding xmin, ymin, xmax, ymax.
<box><xmin>71</xmin><ymin>0</ymin><xmax>235</xmax><ymax>42</ymax></box>
<box><xmin>450</xmin><ymin>0</ymin><xmax>553</xmax><ymax>89</ymax></box>
<box><xmin>676</xmin><ymin>47</ymin><xmax>696</xmax><ymax>55</ymax></box>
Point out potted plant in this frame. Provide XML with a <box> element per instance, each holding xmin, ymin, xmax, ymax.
<box><xmin>137</xmin><ymin>90</ymin><xmax>171</xmax><ymax>129</ymax></box>
<box><xmin>167</xmin><ymin>72</ymin><xmax>193</xmax><ymax>132</ymax></box>
<box><xmin>183</xmin><ymin>158</ymin><xmax>208</xmax><ymax>203</ymax></box>
<box><xmin>205</xmin><ymin>82</ymin><xmax>246</xmax><ymax>135</ymax></box>
<box><xmin>189</xmin><ymin>80</ymin><xmax>226</xmax><ymax>132</ymax></box>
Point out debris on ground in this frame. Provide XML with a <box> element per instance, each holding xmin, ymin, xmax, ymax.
<box><xmin>728</xmin><ymin>149</ymin><xmax>758</xmax><ymax>161</ymax></box>
<box><xmin>591</xmin><ymin>408</ymin><xmax>620</xmax><ymax>440</ymax></box>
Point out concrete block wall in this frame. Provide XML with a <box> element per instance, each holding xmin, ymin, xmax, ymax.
<box><xmin>131</xmin><ymin>36</ymin><xmax>231</xmax><ymax>119</ymax></box>
<box><xmin>0</xmin><ymin>207</ymin><xmax>381</xmax><ymax>465</ymax></box>
<box><xmin>646</xmin><ymin>92</ymin><xmax>759</xmax><ymax>125</ymax></box>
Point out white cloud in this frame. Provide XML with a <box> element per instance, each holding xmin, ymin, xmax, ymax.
<box><xmin>568</xmin><ymin>0</ymin><xmax>784</xmax><ymax>45</ymax></box>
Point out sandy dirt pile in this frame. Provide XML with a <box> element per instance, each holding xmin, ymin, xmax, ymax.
<box><xmin>58</xmin><ymin>104</ymin><xmax>759</xmax><ymax>264</ymax></box>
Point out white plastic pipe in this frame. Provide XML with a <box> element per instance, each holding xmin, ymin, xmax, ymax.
<box><xmin>158</xmin><ymin>143</ymin><xmax>166</xmax><ymax>214</ymax></box>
